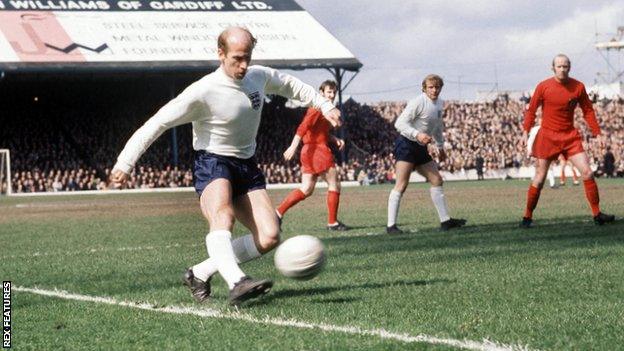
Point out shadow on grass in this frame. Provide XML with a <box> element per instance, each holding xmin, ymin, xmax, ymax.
<box><xmin>322</xmin><ymin>215</ymin><xmax>624</xmax><ymax>256</ymax></box>
<box><xmin>248</xmin><ymin>278</ymin><xmax>454</xmax><ymax>306</ymax></box>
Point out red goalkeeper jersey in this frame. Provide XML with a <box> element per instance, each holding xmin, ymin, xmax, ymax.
<box><xmin>296</xmin><ymin>108</ymin><xmax>331</xmax><ymax>145</ymax></box>
<box><xmin>523</xmin><ymin>77</ymin><xmax>601</xmax><ymax>136</ymax></box>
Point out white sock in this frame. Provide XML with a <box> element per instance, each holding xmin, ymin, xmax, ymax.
<box><xmin>430</xmin><ymin>186</ymin><xmax>451</xmax><ymax>222</ymax></box>
<box><xmin>547</xmin><ymin>169</ymin><xmax>555</xmax><ymax>187</ymax></box>
<box><xmin>387</xmin><ymin>189</ymin><xmax>402</xmax><ymax>227</ymax></box>
<box><xmin>205</xmin><ymin>230</ymin><xmax>246</xmax><ymax>289</ymax></box>
<box><xmin>192</xmin><ymin>234</ymin><xmax>261</xmax><ymax>282</ymax></box>
<box><xmin>232</xmin><ymin>234</ymin><xmax>262</xmax><ymax>263</ymax></box>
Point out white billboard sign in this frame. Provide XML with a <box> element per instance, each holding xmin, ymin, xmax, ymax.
<box><xmin>0</xmin><ymin>0</ymin><xmax>360</xmax><ymax>70</ymax></box>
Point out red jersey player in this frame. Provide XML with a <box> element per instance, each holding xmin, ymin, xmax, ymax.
<box><xmin>520</xmin><ymin>54</ymin><xmax>615</xmax><ymax>227</ymax></box>
<box><xmin>276</xmin><ymin>80</ymin><xmax>350</xmax><ymax>230</ymax></box>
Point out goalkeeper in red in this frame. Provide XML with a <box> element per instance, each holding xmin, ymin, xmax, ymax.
<box><xmin>520</xmin><ymin>54</ymin><xmax>615</xmax><ymax>227</ymax></box>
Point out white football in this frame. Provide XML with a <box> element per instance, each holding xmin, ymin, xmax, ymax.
<box><xmin>274</xmin><ymin>235</ymin><xmax>326</xmax><ymax>280</ymax></box>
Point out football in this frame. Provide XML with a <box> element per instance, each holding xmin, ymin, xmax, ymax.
<box><xmin>274</xmin><ymin>235</ymin><xmax>326</xmax><ymax>280</ymax></box>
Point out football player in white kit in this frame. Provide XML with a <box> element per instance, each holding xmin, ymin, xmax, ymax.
<box><xmin>109</xmin><ymin>27</ymin><xmax>341</xmax><ymax>306</ymax></box>
<box><xmin>386</xmin><ymin>74</ymin><xmax>466</xmax><ymax>234</ymax></box>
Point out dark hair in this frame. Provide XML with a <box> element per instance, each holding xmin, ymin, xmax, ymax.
<box><xmin>319</xmin><ymin>80</ymin><xmax>337</xmax><ymax>92</ymax></box>
<box><xmin>217</xmin><ymin>27</ymin><xmax>257</xmax><ymax>53</ymax></box>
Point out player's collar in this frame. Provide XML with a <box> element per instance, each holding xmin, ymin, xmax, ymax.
<box><xmin>216</xmin><ymin>66</ymin><xmax>243</xmax><ymax>85</ymax></box>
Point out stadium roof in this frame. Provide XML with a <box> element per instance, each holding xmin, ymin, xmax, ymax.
<box><xmin>0</xmin><ymin>0</ymin><xmax>362</xmax><ymax>73</ymax></box>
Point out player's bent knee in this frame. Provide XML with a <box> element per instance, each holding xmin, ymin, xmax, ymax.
<box><xmin>430</xmin><ymin>176</ymin><xmax>443</xmax><ymax>187</ymax></box>
<box><xmin>328</xmin><ymin>184</ymin><xmax>340</xmax><ymax>192</ymax></box>
<box><xmin>578</xmin><ymin>167</ymin><xmax>593</xmax><ymax>180</ymax></box>
<box><xmin>257</xmin><ymin>227</ymin><xmax>280</xmax><ymax>253</ymax></box>
<box><xmin>301</xmin><ymin>186</ymin><xmax>314</xmax><ymax>197</ymax></box>
<box><xmin>393</xmin><ymin>182</ymin><xmax>408</xmax><ymax>193</ymax></box>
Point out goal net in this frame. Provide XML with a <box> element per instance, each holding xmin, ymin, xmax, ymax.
<box><xmin>0</xmin><ymin>149</ymin><xmax>11</xmax><ymax>196</ymax></box>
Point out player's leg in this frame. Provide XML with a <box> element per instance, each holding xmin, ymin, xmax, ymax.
<box><xmin>183</xmin><ymin>178</ymin><xmax>245</xmax><ymax>302</ymax></box>
<box><xmin>387</xmin><ymin>160</ymin><xmax>412</xmax><ymax>233</ymax></box>
<box><xmin>199</xmin><ymin>179</ymin><xmax>250</xmax><ymax>288</ymax></box>
<box><xmin>547</xmin><ymin>165</ymin><xmax>557</xmax><ymax>188</ymax></box>
<box><xmin>324</xmin><ymin>167</ymin><xmax>348</xmax><ymax>230</ymax></box>
<box><xmin>414</xmin><ymin>161</ymin><xmax>466</xmax><ymax>231</ymax></box>
<box><xmin>567</xmin><ymin>151</ymin><xmax>614</xmax><ymax>224</ymax></box>
<box><xmin>521</xmin><ymin>158</ymin><xmax>551</xmax><ymax>227</ymax></box>
<box><xmin>202</xmin><ymin>188</ymin><xmax>276</xmax><ymax>305</ymax></box>
<box><xmin>559</xmin><ymin>158</ymin><xmax>567</xmax><ymax>185</ymax></box>
<box><xmin>189</xmin><ymin>187</ymin><xmax>277</xmax><ymax>304</ymax></box>
<box><xmin>276</xmin><ymin>173</ymin><xmax>317</xmax><ymax>218</ymax></box>
<box><xmin>233</xmin><ymin>189</ymin><xmax>281</xmax><ymax>253</ymax></box>
<box><xmin>570</xmin><ymin>162</ymin><xmax>580</xmax><ymax>185</ymax></box>
<box><xmin>191</xmin><ymin>187</ymin><xmax>277</xmax><ymax>283</ymax></box>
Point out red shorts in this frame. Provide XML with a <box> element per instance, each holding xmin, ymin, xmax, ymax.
<box><xmin>532</xmin><ymin>128</ymin><xmax>585</xmax><ymax>160</ymax></box>
<box><xmin>300</xmin><ymin>143</ymin><xmax>335</xmax><ymax>175</ymax></box>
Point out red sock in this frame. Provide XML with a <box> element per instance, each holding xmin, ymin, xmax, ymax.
<box><xmin>583</xmin><ymin>179</ymin><xmax>600</xmax><ymax>216</ymax></box>
<box><xmin>560</xmin><ymin>167</ymin><xmax>566</xmax><ymax>184</ymax></box>
<box><xmin>524</xmin><ymin>184</ymin><xmax>542</xmax><ymax>219</ymax></box>
<box><xmin>277</xmin><ymin>189</ymin><xmax>306</xmax><ymax>216</ymax></box>
<box><xmin>327</xmin><ymin>190</ymin><xmax>340</xmax><ymax>224</ymax></box>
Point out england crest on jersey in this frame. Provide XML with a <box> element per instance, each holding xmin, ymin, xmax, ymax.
<box><xmin>248</xmin><ymin>91</ymin><xmax>262</xmax><ymax>110</ymax></box>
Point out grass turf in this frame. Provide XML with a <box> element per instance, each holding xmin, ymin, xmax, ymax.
<box><xmin>1</xmin><ymin>179</ymin><xmax>623</xmax><ymax>350</ymax></box>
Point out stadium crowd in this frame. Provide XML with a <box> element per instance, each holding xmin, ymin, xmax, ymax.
<box><xmin>2</xmin><ymin>92</ymin><xmax>623</xmax><ymax>193</ymax></box>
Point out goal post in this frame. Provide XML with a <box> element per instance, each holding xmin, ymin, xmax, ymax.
<box><xmin>0</xmin><ymin>149</ymin><xmax>12</xmax><ymax>196</ymax></box>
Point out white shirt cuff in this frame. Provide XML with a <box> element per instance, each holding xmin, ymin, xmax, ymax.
<box><xmin>113</xmin><ymin>160</ymin><xmax>133</xmax><ymax>174</ymax></box>
<box><xmin>319</xmin><ymin>101</ymin><xmax>335</xmax><ymax>115</ymax></box>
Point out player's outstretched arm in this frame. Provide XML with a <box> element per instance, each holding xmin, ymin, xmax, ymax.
<box><xmin>322</xmin><ymin>108</ymin><xmax>342</xmax><ymax>128</ymax></box>
<box><xmin>113</xmin><ymin>84</ymin><xmax>204</xmax><ymax>175</ymax></box>
<box><xmin>263</xmin><ymin>67</ymin><xmax>339</xmax><ymax>127</ymax></box>
<box><xmin>283</xmin><ymin>135</ymin><xmax>302</xmax><ymax>161</ymax></box>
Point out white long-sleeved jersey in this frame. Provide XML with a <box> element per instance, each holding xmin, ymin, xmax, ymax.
<box><xmin>394</xmin><ymin>93</ymin><xmax>445</xmax><ymax>148</ymax></box>
<box><xmin>113</xmin><ymin>65</ymin><xmax>335</xmax><ymax>173</ymax></box>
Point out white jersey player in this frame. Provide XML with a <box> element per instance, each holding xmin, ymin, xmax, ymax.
<box><xmin>110</xmin><ymin>27</ymin><xmax>341</xmax><ymax>306</ymax></box>
<box><xmin>386</xmin><ymin>74</ymin><xmax>466</xmax><ymax>234</ymax></box>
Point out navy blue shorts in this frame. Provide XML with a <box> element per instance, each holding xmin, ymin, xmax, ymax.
<box><xmin>393</xmin><ymin>136</ymin><xmax>433</xmax><ymax>166</ymax></box>
<box><xmin>193</xmin><ymin>151</ymin><xmax>266</xmax><ymax>197</ymax></box>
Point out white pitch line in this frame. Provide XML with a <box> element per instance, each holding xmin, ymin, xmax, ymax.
<box><xmin>15</xmin><ymin>286</ymin><xmax>534</xmax><ymax>351</ymax></box>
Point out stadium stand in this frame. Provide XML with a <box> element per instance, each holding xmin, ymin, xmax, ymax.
<box><xmin>2</xmin><ymin>89</ymin><xmax>623</xmax><ymax>193</ymax></box>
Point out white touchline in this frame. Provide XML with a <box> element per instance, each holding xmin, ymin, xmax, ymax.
<box><xmin>15</xmin><ymin>286</ymin><xmax>535</xmax><ymax>351</ymax></box>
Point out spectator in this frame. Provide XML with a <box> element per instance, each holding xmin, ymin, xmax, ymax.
<box><xmin>3</xmin><ymin>92</ymin><xmax>623</xmax><ymax>193</ymax></box>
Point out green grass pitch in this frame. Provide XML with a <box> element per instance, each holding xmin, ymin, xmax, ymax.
<box><xmin>1</xmin><ymin>179</ymin><xmax>623</xmax><ymax>350</ymax></box>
